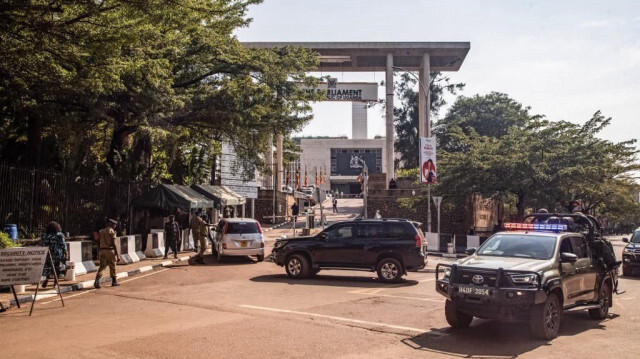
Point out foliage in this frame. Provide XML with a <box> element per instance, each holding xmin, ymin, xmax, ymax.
<box><xmin>0</xmin><ymin>232</ymin><xmax>19</xmax><ymax>249</ymax></box>
<box><xmin>396</xmin><ymin>168</ymin><xmax>419</xmax><ymax>181</ymax></box>
<box><xmin>393</xmin><ymin>72</ymin><xmax>465</xmax><ymax>169</ymax></box>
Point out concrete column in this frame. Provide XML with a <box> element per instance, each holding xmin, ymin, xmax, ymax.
<box><xmin>277</xmin><ymin>134</ymin><xmax>284</xmax><ymax>191</ymax></box>
<box><xmin>385</xmin><ymin>53</ymin><xmax>394</xmax><ymax>184</ymax></box>
<box><xmin>251</xmin><ymin>198</ymin><xmax>255</xmax><ymax>219</ymax></box>
<box><xmin>421</xmin><ymin>53</ymin><xmax>431</xmax><ymax>137</ymax></box>
<box><xmin>266</xmin><ymin>133</ymin><xmax>274</xmax><ymax>189</ymax></box>
<box><xmin>352</xmin><ymin>102</ymin><xmax>368</xmax><ymax>139</ymax></box>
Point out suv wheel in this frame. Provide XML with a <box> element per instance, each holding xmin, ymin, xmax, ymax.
<box><xmin>530</xmin><ymin>292</ymin><xmax>561</xmax><ymax>340</ymax></box>
<box><xmin>256</xmin><ymin>255</ymin><xmax>265</xmax><ymax>262</ymax></box>
<box><xmin>285</xmin><ymin>254</ymin><xmax>310</xmax><ymax>279</ymax></box>
<box><xmin>589</xmin><ymin>282</ymin><xmax>611</xmax><ymax>320</ymax></box>
<box><xmin>445</xmin><ymin>300</ymin><xmax>473</xmax><ymax>328</ymax></box>
<box><xmin>376</xmin><ymin>258</ymin><xmax>403</xmax><ymax>283</ymax></box>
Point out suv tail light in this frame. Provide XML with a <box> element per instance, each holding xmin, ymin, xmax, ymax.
<box><xmin>415</xmin><ymin>234</ymin><xmax>422</xmax><ymax>247</ymax></box>
<box><xmin>260</xmin><ymin>242</ymin><xmax>264</xmax><ymax>248</ymax></box>
<box><xmin>257</xmin><ymin>221</ymin><xmax>263</xmax><ymax>234</ymax></box>
<box><xmin>223</xmin><ymin>221</ymin><xmax>229</xmax><ymax>235</ymax></box>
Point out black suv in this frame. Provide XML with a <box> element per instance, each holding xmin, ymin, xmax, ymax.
<box><xmin>436</xmin><ymin>213</ymin><xmax>619</xmax><ymax>340</ymax></box>
<box><xmin>271</xmin><ymin>219</ymin><xmax>427</xmax><ymax>282</ymax></box>
<box><xmin>622</xmin><ymin>229</ymin><xmax>640</xmax><ymax>276</ymax></box>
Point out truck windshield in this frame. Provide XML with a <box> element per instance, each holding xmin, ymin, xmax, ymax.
<box><xmin>477</xmin><ymin>234</ymin><xmax>557</xmax><ymax>260</ymax></box>
<box><xmin>631</xmin><ymin>231</ymin><xmax>640</xmax><ymax>243</ymax></box>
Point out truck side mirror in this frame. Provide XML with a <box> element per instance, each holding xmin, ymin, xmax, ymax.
<box><xmin>560</xmin><ymin>252</ymin><xmax>578</xmax><ymax>263</ymax></box>
<box><xmin>464</xmin><ymin>247</ymin><xmax>477</xmax><ymax>255</ymax></box>
<box><xmin>622</xmin><ymin>238</ymin><xmax>628</xmax><ymax>243</ymax></box>
<box><xmin>317</xmin><ymin>233</ymin><xmax>328</xmax><ymax>241</ymax></box>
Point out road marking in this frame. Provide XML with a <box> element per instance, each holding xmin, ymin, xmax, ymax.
<box><xmin>120</xmin><ymin>268</ymin><xmax>169</xmax><ymax>283</ymax></box>
<box><xmin>349</xmin><ymin>291</ymin><xmax>445</xmax><ymax>303</ymax></box>
<box><xmin>239</xmin><ymin>304</ymin><xmax>444</xmax><ymax>335</ymax></box>
<box><xmin>419</xmin><ymin>278</ymin><xmax>435</xmax><ymax>283</ymax></box>
<box><xmin>618</xmin><ymin>297</ymin><xmax>636</xmax><ymax>301</ymax></box>
<box><xmin>42</xmin><ymin>289</ymin><xmax>94</xmax><ymax>304</ymax></box>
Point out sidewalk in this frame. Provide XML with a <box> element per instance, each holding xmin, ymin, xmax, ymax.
<box><xmin>0</xmin><ymin>250</ymin><xmax>198</xmax><ymax>311</ymax></box>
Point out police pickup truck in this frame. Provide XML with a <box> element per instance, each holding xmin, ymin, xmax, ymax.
<box><xmin>435</xmin><ymin>213</ymin><xmax>620</xmax><ymax>340</ymax></box>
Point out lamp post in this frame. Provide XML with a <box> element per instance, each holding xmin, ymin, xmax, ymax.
<box><xmin>360</xmin><ymin>158</ymin><xmax>369</xmax><ymax>219</ymax></box>
<box><xmin>392</xmin><ymin>66</ymin><xmax>433</xmax><ymax>233</ymax></box>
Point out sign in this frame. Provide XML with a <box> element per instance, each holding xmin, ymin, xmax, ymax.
<box><xmin>221</xmin><ymin>142</ymin><xmax>259</xmax><ymax>199</ymax></box>
<box><xmin>420</xmin><ymin>137</ymin><xmax>437</xmax><ymax>184</ymax></box>
<box><xmin>0</xmin><ymin>247</ymin><xmax>48</xmax><ymax>286</ymax></box>
<box><xmin>299</xmin><ymin>81</ymin><xmax>378</xmax><ymax>102</ymax></box>
<box><xmin>335</xmin><ymin>151</ymin><xmax>379</xmax><ymax>176</ymax></box>
<box><xmin>432</xmin><ymin>196</ymin><xmax>443</xmax><ymax>208</ymax></box>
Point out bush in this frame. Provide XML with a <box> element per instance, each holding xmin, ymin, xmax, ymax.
<box><xmin>396</xmin><ymin>168</ymin><xmax>420</xmax><ymax>181</ymax></box>
<box><xmin>0</xmin><ymin>232</ymin><xmax>19</xmax><ymax>249</ymax></box>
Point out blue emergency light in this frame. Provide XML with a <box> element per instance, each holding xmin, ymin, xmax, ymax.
<box><xmin>503</xmin><ymin>223</ymin><xmax>567</xmax><ymax>232</ymax></box>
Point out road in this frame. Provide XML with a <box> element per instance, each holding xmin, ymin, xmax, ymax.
<box><xmin>1</xmin><ymin>203</ymin><xmax>639</xmax><ymax>358</ymax></box>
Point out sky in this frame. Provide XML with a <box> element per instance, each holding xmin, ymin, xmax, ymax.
<box><xmin>235</xmin><ymin>1</ymin><xmax>640</xmax><ymax>146</ymax></box>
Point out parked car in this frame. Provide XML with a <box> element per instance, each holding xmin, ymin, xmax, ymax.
<box><xmin>213</xmin><ymin>218</ymin><xmax>265</xmax><ymax>262</ymax></box>
<box><xmin>435</xmin><ymin>213</ymin><xmax>619</xmax><ymax>340</ymax></box>
<box><xmin>622</xmin><ymin>229</ymin><xmax>640</xmax><ymax>276</ymax></box>
<box><xmin>271</xmin><ymin>218</ymin><xmax>427</xmax><ymax>282</ymax></box>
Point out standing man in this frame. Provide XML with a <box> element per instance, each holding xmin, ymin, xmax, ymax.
<box><xmin>190</xmin><ymin>210</ymin><xmax>202</xmax><ymax>253</ymax></box>
<box><xmin>94</xmin><ymin>219</ymin><xmax>120</xmax><ymax>288</ymax></box>
<box><xmin>163</xmin><ymin>215</ymin><xmax>181</xmax><ymax>259</ymax></box>
<box><xmin>291</xmin><ymin>201</ymin><xmax>299</xmax><ymax>223</ymax></box>
<box><xmin>195</xmin><ymin>214</ymin><xmax>208</xmax><ymax>264</ymax></box>
<box><xmin>332</xmin><ymin>197</ymin><xmax>338</xmax><ymax>213</ymax></box>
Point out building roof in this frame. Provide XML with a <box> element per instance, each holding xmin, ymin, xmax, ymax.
<box><xmin>242</xmin><ymin>42</ymin><xmax>470</xmax><ymax>72</ymax></box>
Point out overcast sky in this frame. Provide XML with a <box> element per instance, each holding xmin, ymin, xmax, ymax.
<box><xmin>235</xmin><ymin>1</ymin><xmax>639</xmax><ymax>146</ymax></box>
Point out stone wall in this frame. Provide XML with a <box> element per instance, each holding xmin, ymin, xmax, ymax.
<box><xmin>254</xmin><ymin>189</ymin><xmax>289</xmax><ymax>225</ymax></box>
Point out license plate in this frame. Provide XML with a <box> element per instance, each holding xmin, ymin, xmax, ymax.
<box><xmin>241</xmin><ymin>242</ymin><xmax>247</xmax><ymax>248</ymax></box>
<box><xmin>458</xmin><ymin>285</ymin><xmax>490</xmax><ymax>296</ymax></box>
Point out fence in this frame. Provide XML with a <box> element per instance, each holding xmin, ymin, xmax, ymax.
<box><xmin>0</xmin><ymin>163</ymin><xmax>150</xmax><ymax>238</ymax></box>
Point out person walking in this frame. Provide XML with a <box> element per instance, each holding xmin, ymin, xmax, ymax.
<box><xmin>291</xmin><ymin>202</ymin><xmax>299</xmax><ymax>223</ymax></box>
<box><xmin>332</xmin><ymin>197</ymin><xmax>338</xmax><ymax>213</ymax></box>
<box><xmin>94</xmin><ymin>219</ymin><xmax>120</xmax><ymax>288</ymax></box>
<box><xmin>40</xmin><ymin>221</ymin><xmax>68</xmax><ymax>288</ymax></box>
<box><xmin>163</xmin><ymin>215</ymin><xmax>181</xmax><ymax>259</ymax></box>
<box><xmin>190</xmin><ymin>210</ymin><xmax>202</xmax><ymax>253</ymax></box>
<box><xmin>194</xmin><ymin>214</ymin><xmax>208</xmax><ymax>264</ymax></box>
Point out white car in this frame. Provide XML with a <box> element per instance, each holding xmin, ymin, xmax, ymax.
<box><xmin>213</xmin><ymin>218</ymin><xmax>265</xmax><ymax>262</ymax></box>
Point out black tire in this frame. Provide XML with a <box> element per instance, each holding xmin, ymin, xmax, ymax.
<box><xmin>256</xmin><ymin>254</ymin><xmax>265</xmax><ymax>262</ymax></box>
<box><xmin>376</xmin><ymin>257</ymin><xmax>403</xmax><ymax>283</ymax></box>
<box><xmin>444</xmin><ymin>300</ymin><xmax>473</xmax><ymax>328</ymax></box>
<box><xmin>589</xmin><ymin>282</ymin><xmax>611</xmax><ymax>320</ymax></box>
<box><xmin>285</xmin><ymin>254</ymin><xmax>310</xmax><ymax>279</ymax></box>
<box><xmin>530</xmin><ymin>292</ymin><xmax>561</xmax><ymax>340</ymax></box>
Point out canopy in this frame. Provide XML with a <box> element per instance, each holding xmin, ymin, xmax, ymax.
<box><xmin>192</xmin><ymin>184</ymin><xmax>246</xmax><ymax>207</ymax></box>
<box><xmin>131</xmin><ymin>184</ymin><xmax>214</xmax><ymax>210</ymax></box>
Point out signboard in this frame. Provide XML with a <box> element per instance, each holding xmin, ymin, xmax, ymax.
<box><xmin>432</xmin><ymin>196</ymin><xmax>443</xmax><ymax>208</ymax></box>
<box><xmin>335</xmin><ymin>152</ymin><xmax>378</xmax><ymax>176</ymax></box>
<box><xmin>299</xmin><ymin>81</ymin><xmax>378</xmax><ymax>102</ymax></box>
<box><xmin>420</xmin><ymin>137</ymin><xmax>437</xmax><ymax>184</ymax></box>
<box><xmin>0</xmin><ymin>247</ymin><xmax>48</xmax><ymax>286</ymax></box>
<box><xmin>221</xmin><ymin>142</ymin><xmax>259</xmax><ymax>199</ymax></box>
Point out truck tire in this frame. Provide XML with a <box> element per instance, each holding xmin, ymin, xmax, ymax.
<box><xmin>376</xmin><ymin>258</ymin><xmax>403</xmax><ymax>283</ymax></box>
<box><xmin>530</xmin><ymin>292</ymin><xmax>561</xmax><ymax>340</ymax></box>
<box><xmin>589</xmin><ymin>282</ymin><xmax>611</xmax><ymax>320</ymax></box>
<box><xmin>445</xmin><ymin>300</ymin><xmax>473</xmax><ymax>328</ymax></box>
<box><xmin>285</xmin><ymin>254</ymin><xmax>310</xmax><ymax>279</ymax></box>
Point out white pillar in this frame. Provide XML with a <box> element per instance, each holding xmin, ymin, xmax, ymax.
<box><xmin>266</xmin><ymin>133</ymin><xmax>274</xmax><ymax>188</ymax></box>
<box><xmin>352</xmin><ymin>102</ymin><xmax>368</xmax><ymax>139</ymax></box>
<box><xmin>277</xmin><ymin>134</ymin><xmax>284</xmax><ymax>191</ymax></box>
<box><xmin>242</xmin><ymin>203</ymin><xmax>246</xmax><ymax>218</ymax></box>
<box><xmin>385</xmin><ymin>53</ymin><xmax>394</xmax><ymax>184</ymax></box>
<box><xmin>421</xmin><ymin>53</ymin><xmax>431</xmax><ymax>137</ymax></box>
<box><xmin>251</xmin><ymin>198</ymin><xmax>255</xmax><ymax>219</ymax></box>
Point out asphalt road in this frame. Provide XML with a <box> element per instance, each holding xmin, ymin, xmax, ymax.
<box><xmin>2</xmin><ymin>207</ymin><xmax>639</xmax><ymax>358</ymax></box>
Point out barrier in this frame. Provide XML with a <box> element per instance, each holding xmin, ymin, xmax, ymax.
<box><xmin>66</xmin><ymin>240</ymin><xmax>96</xmax><ymax>275</ymax></box>
<box><xmin>425</xmin><ymin>232</ymin><xmax>439</xmax><ymax>252</ymax></box>
<box><xmin>134</xmin><ymin>235</ymin><xmax>147</xmax><ymax>260</ymax></box>
<box><xmin>454</xmin><ymin>235</ymin><xmax>467</xmax><ymax>253</ymax></box>
<box><xmin>115</xmin><ymin>236</ymin><xmax>137</xmax><ymax>264</ymax></box>
<box><xmin>439</xmin><ymin>234</ymin><xmax>453</xmax><ymax>253</ymax></box>
<box><xmin>181</xmin><ymin>229</ymin><xmax>194</xmax><ymax>251</ymax></box>
<box><xmin>144</xmin><ymin>231</ymin><xmax>165</xmax><ymax>258</ymax></box>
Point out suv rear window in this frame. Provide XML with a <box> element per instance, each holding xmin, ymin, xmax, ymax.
<box><xmin>386</xmin><ymin>223</ymin><xmax>409</xmax><ymax>239</ymax></box>
<box><xmin>227</xmin><ymin>222</ymin><xmax>259</xmax><ymax>234</ymax></box>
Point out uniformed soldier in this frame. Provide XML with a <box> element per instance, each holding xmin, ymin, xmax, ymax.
<box><xmin>195</xmin><ymin>214</ymin><xmax>208</xmax><ymax>264</ymax></box>
<box><xmin>163</xmin><ymin>215</ymin><xmax>181</xmax><ymax>259</ymax></box>
<box><xmin>94</xmin><ymin>219</ymin><xmax>120</xmax><ymax>288</ymax></box>
<box><xmin>190</xmin><ymin>210</ymin><xmax>202</xmax><ymax>253</ymax></box>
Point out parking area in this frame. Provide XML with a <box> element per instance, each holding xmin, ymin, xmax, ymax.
<box><xmin>2</xmin><ymin>236</ymin><xmax>640</xmax><ymax>358</ymax></box>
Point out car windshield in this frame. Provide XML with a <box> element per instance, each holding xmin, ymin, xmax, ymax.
<box><xmin>631</xmin><ymin>231</ymin><xmax>640</xmax><ymax>243</ymax></box>
<box><xmin>476</xmin><ymin>234</ymin><xmax>557</xmax><ymax>260</ymax></box>
<box><xmin>227</xmin><ymin>222</ymin><xmax>259</xmax><ymax>234</ymax></box>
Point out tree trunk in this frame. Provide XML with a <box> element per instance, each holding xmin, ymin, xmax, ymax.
<box><xmin>106</xmin><ymin>116</ymin><xmax>137</xmax><ymax>174</ymax></box>
<box><xmin>515</xmin><ymin>193</ymin><xmax>526</xmax><ymax>221</ymax></box>
<box><xmin>210</xmin><ymin>154</ymin><xmax>217</xmax><ymax>185</ymax></box>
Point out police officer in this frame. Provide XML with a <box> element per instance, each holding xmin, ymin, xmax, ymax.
<box><xmin>190</xmin><ymin>210</ymin><xmax>202</xmax><ymax>253</ymax></box>
<box><xmin>194</xmin><ymin>214</ymin><xmax>208</xmax><ymax>264</ymax></box>
<box><xmin>94</xmin><ymin>219</ymin><xmax>120</xmax><ymax>288</ymax></box>
<box><xmin>163</xmin><ymin>215</ymin><xmax>181</xmax><ymax>259</ymax></box>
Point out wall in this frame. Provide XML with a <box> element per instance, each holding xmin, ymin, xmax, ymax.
<box><xmin>254</xmin><ymin>189</ymin><xmax>289</xmax><ymax>225</ymax></box>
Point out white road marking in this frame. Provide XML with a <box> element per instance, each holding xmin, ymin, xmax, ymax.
<box><xmin>42</xmin><ymin>289</ymin><xmax>94</xmax><ymax>304</ymax></box>
<box><xmin>618</xmin><ymin>297</ymin><xmax>636</xmax><ymax>301</ymax></box>
<box><xmin>239</xmin><ymin>304</ymin><xmax>445</xmax><ymax>335</ymax></box>
<box><xmin>419</xmin><ymin>278</ymin><xmax>435</xmax><ymax>283</ymax></box>
<box><xmin>349</xmin><ymin>291</ymin><xmax>445</xmax><ymax>303</ymax></box>
<box><xmin>120</xmin><ymin>268</ymin><xmax>169</xmax><ymax>283</ymax></box>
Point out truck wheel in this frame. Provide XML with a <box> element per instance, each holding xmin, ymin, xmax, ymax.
<box><xmin>445</xmin><ymin>300</ymin><xmax>473</xmax><ymax>328</ymax></box>
<box><xmin>530</xmin><ymin>292</ymin><xmax>561</xmax><ymax>340</ymax></box>
<box><xmin>256</xmin><ymin>255</ymin><xmax>265</xmax><ymax>262</ymax></box>
<box><xmin>285</xmin><ymin>254</ymin><xmax>310</xmax><ymax>279</ymax></box>
<box><xmin>589</xmin><ymin>282</ymin><xmax>611</xmax><ymax>320</ymax></box>
<box><xmin>376</xmin><ymin>258</ymin><xmax>403</xmax><ymax>283</ymax></box>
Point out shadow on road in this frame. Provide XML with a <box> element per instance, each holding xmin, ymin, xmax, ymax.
<box><xmin>185</xmin><ymin>254</ymin><xmax>259</xmax><ymax>267</ymax></box>
<box><xmin>403</xmin><ymin>312</ymin><xmax>619</xmax><ymax>358</ymax></box>
<box><xmin>250</xmin><ymin>273</ymin><xmax>419</xmax><ymax>288</ymax></box>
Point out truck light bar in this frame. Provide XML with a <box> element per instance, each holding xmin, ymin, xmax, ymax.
<box><xmin>503</xmin><ymin>223</ymin><xmax>567</xmax><ymax>231</ymax></box>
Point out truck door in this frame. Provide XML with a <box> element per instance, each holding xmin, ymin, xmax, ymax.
<box><xmin>570</xmin><ymin>236</ymin><xmax>597</xmax><ymax>302</ymax></box>
<box><xmin>559</xmin><ymin>237</ymin><xmax>581</xmax><ymax>306</ymax></box>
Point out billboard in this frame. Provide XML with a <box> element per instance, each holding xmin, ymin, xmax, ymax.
<box><xmin>420</xmin><ymin>137</ymin><xmax>437</xmax><ymax>184</ymax></box>
<box><xmin>221</xmin><ymin>142</ymin><xmax>259</xmax><ymax>199</ymax></box>
<box><xmin>299</xmin><ymin>80</ymin><xmax>378</xmax><ymax>102</ymax></box>
<box><xmin>335</xmin><ymin>152</ymin><xmax>378</xmax><ymax>176</ymax></box>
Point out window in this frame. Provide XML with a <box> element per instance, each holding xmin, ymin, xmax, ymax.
<box><xmin>359</xmin><ymin>224</ymin><xmax>384</xmax><ymax>238</ymax></box>
<box><xmin>226</xmin><ymin>222</ymin><xmax>259</xmax><ymax>234</ymax></box>
<box><xmin>325</xmin><ymin>224</ymin><xmax>355</xmax><ymax>240</ymax></box>
<box><xmin>386</xmin><ymin>223</ymin><xmax>407</xmax><ymax>239</ymax></box>
<box><xmin>559</xmin><ymin>238</ymin><xmax>573</xmax><ymax>254</ymax></box>
<box><xmin>570</xmin><ymin>237</ymin><xmax>589</xmax><ymax>258</ymax></box>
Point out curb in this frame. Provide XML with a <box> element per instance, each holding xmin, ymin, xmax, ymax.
<box><xmin>263</xmin><ymin>221</ymin><xmax>291</xmax><ymax>232</ymax></box>
<box><xmin>6</xmin><ymin>253</ymin><xmax>196</xmax><ymax>309</ymax></box>
<box><xmin>427</xmin><ymin>252</ymin><xmax>467</xmax><ymax>259</ymax></box>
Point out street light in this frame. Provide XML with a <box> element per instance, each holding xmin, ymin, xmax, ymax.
<box><xmin>392</xmin><ymin>66</ymin><xmax>433</xmax><ymax>233</ymax></box>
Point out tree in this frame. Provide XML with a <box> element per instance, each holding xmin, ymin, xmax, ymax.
<box><xmin>393</xmin><ymin>72</ymin><xmax>464</xmax><ymax>169</ymax></box>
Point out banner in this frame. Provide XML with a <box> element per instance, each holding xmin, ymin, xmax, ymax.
<box><xmin>0</xmin><ymin>247</ymin><xmax>48</xmax><ymax>286</ymax></box>
<box><xmin>420</xmin><ymin>137</ymin><xmax>437</xmax><ymax>184</ymax></box>
<box><xmin>298</xmin><ymin>81</ymin><xmax>378</xmax><ymax>102</ymax></box>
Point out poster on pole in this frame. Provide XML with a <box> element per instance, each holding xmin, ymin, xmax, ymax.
<box><xmin>420</xmin><ymin>137</ymin><xmax>437</xmax><ymax>184</ymax></box>
<box><xmin>0</xmin><ymin>247</ymin><xmax>48</xmax><ymax>286</ymax></box>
